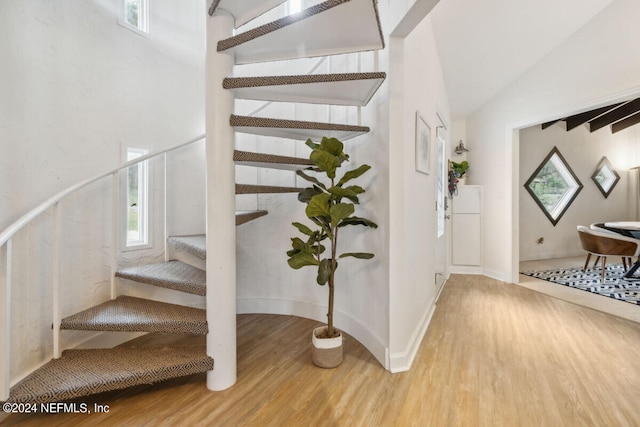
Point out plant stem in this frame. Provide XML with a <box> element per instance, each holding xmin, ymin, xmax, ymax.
<box><xmin>327</xmin><ymin>177</ymin><xmax>337</xmax><ymax>337</ymax></box>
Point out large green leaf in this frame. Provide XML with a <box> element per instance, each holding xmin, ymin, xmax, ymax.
<box><xmin>298</xmin><ymin>187</ymin><xmax>324</xmax><ymax>204</ymax></box>
<box><xmin>319</xmin><ymin>137</ymin><xmax>344</xmax><ymax>157</ymax></box>
<box><xmin>310</xmin><ymin>150</ymin><xmax>341</xmax><ymax>179</ymax></box>
<box><xmin>306</xmin><ymin>193</ymin><xmax>331</xmax><ymax>218</ymax></box>
<box><xmin>317</xmin><ymin>258</ymin><xmax>331</xmax><ymax>285</ymax></box>
<box><xmin>330</xmin><ymin>203</ymin><xmax>355</xmax><ymax>228</ymax></box>
<box><xmin>296</xmin><ymin>170</ymin><xmax>327</xmax><ymax>190</ymax></box>
<box><xmin>338</xmin><ymin>216</ymin><xmax>378</xmax><ymax>228</ymax></box>
<box><xmin>292</xmin><ymin>222</ymin><xmax>314</xmax><ymax>237</ymax></box>
<box><xmin>338</xmin><ymin>164</ymin><xmax>371</xmax><ymax>186</ymax></box>
<box><xmin>345</xmin><ymin>185</ymin><xmax>365</xmax><ymax>195</ymax></box>
<box><xmin>290</xmin><ymin>237</ymin><xmax>306</xmax><ymax>250</ymax></box>
<box><xmin>339</xmin><ymin>252</ymin><xmax>375</xmax><ymax>259</ymax></box>
<box><xmin>305</xmin><ymin>139</ymin><xmax>319</xmax><ymax>150</ymax></box>
<box><xmin>311</xmin><ymin>244</ymin><xmax>326</xmax><ymax>255</ymax></box>
<box><xmin>328</xmin><ymin>186</ymin><xmax>360</xmax><ymax>204</ymax></box>
<box><xmin>287</xmin><ymin>251</ymin><xmax>319</xmax><ymax>269</ymax></box>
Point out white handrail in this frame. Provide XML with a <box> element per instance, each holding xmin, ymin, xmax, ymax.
<box><xmin>0</xmin><ymin>134</ymin><xmax>205</xmax><ymax>248</ymax></box>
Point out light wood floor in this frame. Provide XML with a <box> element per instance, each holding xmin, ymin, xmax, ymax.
<box><xmin>4</xmin><ymin>274</ymin><xmax>640</xmax><ymax>426</ymax></box>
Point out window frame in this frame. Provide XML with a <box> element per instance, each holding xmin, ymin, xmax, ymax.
<box><xmin>119</xmin><ymin>0</ymin><xmax>150</xmax><ymax>37</ymax></box>
<box><xmin>524</xmin><ymin>146</ymin><xmax>583</xmax><ymax>226</ymax></box>
<box><xmin>123</xmin><ymin>147</ymin><xmax>152</xmax><ymax>250</ymax></box>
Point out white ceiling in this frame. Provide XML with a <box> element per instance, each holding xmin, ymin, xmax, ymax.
<box><xmin>429</xmin><ymin>0</ymin><xmax>615</xmax><ymax>119</ymax></box>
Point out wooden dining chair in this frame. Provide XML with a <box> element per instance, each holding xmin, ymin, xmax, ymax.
<box><xmin>577</xmin><ymin>225</ymin><xmax>640</xmax><ymax>282</ymax></box>
<box><xmin>589</xmin><ymin>223</ymin><xmax>634</xmax><ymax>270</ymax></box>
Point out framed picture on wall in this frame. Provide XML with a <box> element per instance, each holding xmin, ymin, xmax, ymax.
<box><xmin>415</xmin><ymin>111</ymin><xmax>431</xmax><ymax>174</ymax></box>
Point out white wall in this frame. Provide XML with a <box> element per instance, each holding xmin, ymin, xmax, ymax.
<box><xmin>387</xmin><ymin>14</ymin><xmax>450</xmax><ymax>371</ymax></box>
<box><xmin>465</xmin><ymin>0</ymin><xmax>640</xmax><ymax>282</ymax></box>
<box><xmin>519</xmin><ymin>123</ymin><xmax>638</xmax><ymax>261</ymax></box>
<box><xmin>0</xmin><ymin>0</ymin><xmax>204</xmax><ymax>381</ymax></box>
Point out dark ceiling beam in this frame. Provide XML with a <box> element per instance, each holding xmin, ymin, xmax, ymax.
<box><xmin>564</xmin><ymin>104</ymin><xmax>623</xmax><ymax>131</ymax></box>
<box><xmin>589</xmin><ymin>98</ymin><xmax>640</xmax><ymax>132</ymax></box>
<box><xmin>612</xmin><ymin>111</ymin><xmax>640</xmax><ymax>133</ymax></box>
<box><xmin>541</xmin><ymin>120</ymin><xmax>560</xmax><ymax>130</ymax></box>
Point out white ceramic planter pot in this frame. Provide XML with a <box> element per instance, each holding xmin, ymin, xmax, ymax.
<box><xmin>311</xmin><ymin>326</ymin><xmax>343</xmax><ymax>368</ymax></box>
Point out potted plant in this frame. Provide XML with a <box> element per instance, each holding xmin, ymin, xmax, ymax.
<box><xmin>451</xmin><ymin>160</ymin><xmax>469</xmax><ymax>179</ymax></box>
<box><xmin>286</xmin><ymin>137</ymin><xmax>378</xmax><ymax>368</ymax></box>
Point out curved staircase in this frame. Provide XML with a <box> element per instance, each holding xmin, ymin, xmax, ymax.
<box><xmin>3</xmin><ymin>0</ymin><xmax>385</xmax><ymax>404</ymax></box>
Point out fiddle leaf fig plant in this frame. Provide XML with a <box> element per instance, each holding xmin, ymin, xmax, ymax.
<box><xmin>287</xmin><ymin>137</ymin><xmax>378</xmax><ymax>338</ymax></box>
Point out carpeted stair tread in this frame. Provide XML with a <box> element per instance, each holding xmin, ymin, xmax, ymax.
<box><xmin>223</xmin><ymin>72</ymin><xmax>387</xmax><ymax>106</ymax></box>
<box><xmin>209</xmin><ymin>0</ymin><xmax>287</xmax><ymax>28</ymax></box>
<box><xmin>6</xmin><ymin>345</ymin><xmax>213</xmax><ymax>404</ymax></box>
<box><xmin>236</xmin><ymin>210</ymin><xmax>269</xmax><ymax>225</ymax></box>
<box><xmin>167</xmin><ymin>235</ymin><xmax>207</xmax><ymax>261</ymax></box>
<box><xmin>230</xmin><ymin>114</ymin><xmax>369</xmax><ymax>141</ymax></box>
<box><xmin>234</xmin><ymin>150</ymin><xmax>313</xmax><ymax>171</ymax></box>
<box><xmin>60</xmin><ymin>296</ymin><xmax>207</xmax><ymax>334</ymax></box>
<box><xmin>217</xmin><ymin>0</ymin><xmax>384</xmax><ymax>64</ymax></box>
<box><xmin>236</xmin><ymin>184</ymin><xmax>302</xmax><ymax>194</ymax></box>
<box><xmin>116</xmin><ymin>260</ymin><xmax>206</xmax><ymax>296</ymax></box>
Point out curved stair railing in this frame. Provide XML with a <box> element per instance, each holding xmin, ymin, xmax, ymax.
<box><xmin>0</xmin><ymin>133</ymin><xmax>205</xmax><ymax>401</ymax></box>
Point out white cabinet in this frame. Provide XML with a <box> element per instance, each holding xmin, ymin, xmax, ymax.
<box><xmin>452</xmin><ymin>185</ymin><xmax>481</xmax><ymax>268</ymax></box>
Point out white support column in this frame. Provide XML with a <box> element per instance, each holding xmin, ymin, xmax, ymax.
<box><xmin>205</xmin><ymin>7</ymin><xmax>237</xmax><ymax>391</ymax></box>
<box><xmin>1</xmin><ymin>240</ymin><xmax>12</xmax><ymax>401</ymax></box>
<box><xmin>52</xmin><ymin>202</ymin><xmax>62</xmax><ymax>359</ymax></box>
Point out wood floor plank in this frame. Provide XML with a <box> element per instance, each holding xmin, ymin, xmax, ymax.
<box><xmin>4</xmin><ymin>274</ymin><xmax>640</xmax><ymax>426</ymax></box>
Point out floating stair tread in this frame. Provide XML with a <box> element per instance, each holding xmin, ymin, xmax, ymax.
<box><xmin>116</xmin><ymin>260</ymin><xmax>206</xmax><ymax>296</ymax></box>
<box><xmin>217</xmin><ymin>0</ymin><xmax>384</xmax><ymax>64</ymax></box>
<box><xmin>234</xmin><ymin>150</ymin><xmax>312</xmax><ymax>171</ymax></box>
<box><xmin>236</xmin><ymin>210</ymin><xmax>269</xmax><ymax>225</ymax></box>
<box><xmin>6</xmin><ymin>345</ymin><xmax>212</xmax><ymax>404</ymax></box>
<box><xmin>60</xmin><ymin>296</ymin><xmax>207</xmax><ymax>335</ymax></box>
<box><xmin>236</xmin><ymin>184</ymin><xmax>302</xmax><ymax>194</ymax></box>
<box><xmin>167</xmin><ymin>235</ymin><xmax>207</xmax><ymax>261</ymax></box>
<box><xmin>224</xmin><ymin>72</ymin><xmax>387</xmax><ymax>106</ymax></box>
<box><xmin>209</xmin><ymin>0</ymin><xmax>287</xmax><ymax>28</ymax></box>
<box><xmin>231</xmin><ymin>115</ymin><xmax>369</xmax><ymax>141</ymax></box>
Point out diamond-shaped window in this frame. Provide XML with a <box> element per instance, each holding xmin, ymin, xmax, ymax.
<box><xmin>525</xmin><ymin>147</ymin><xmax>583</xmax><ymax>226</ymax></box>
<box><xmin>591</xmin><ymin>156</ymin><xmax>620</xmax><ymax>198</ymax></box>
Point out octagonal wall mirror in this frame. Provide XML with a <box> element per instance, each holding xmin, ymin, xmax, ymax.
<box><xmin>591</xmin><ymin>156</ymin><xmax>620</xmax><ymax>198</ymax></box>
<box><xmin>524</xmin><ymin>146</ymin><xmax>583</xmax><ymax>226</ymax></box>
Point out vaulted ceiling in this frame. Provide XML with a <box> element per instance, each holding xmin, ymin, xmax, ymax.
<box><xmin>429</xmin><ymin>0</ymin><xmax>615</xmax><ymax>120</ymax></box>
<box><xmin>542</xmin><ymin>98</ymin><xmax>640</xmax><ymax>133</ymax></box>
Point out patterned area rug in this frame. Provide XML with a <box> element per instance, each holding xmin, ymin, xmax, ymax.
<box><xmin>520</xmin><ymin>263</ymin><xmax>640</xmax><ymax>305</ymax></box>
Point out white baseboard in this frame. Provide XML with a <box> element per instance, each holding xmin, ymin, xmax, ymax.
<box><xmin>388</xmin><ymin>297</ymin><xmax>436</xmax><ymax>373</ymax></box>
<box><xmin>450</xmin><ymin>265</ymin><xmax>483</xmax><ymax>275</ymax></box>
<box><xmin>237</xmin><ymin>297</ymin><xmax>388</xmax><ymax>369</ymax></box>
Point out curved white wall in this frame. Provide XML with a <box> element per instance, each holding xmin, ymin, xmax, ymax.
<box><xmin>1</xmin><ymin>0</ymin><xmax>205</xmax><ymax>381</ymax></box>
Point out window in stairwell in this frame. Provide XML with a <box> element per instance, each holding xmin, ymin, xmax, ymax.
<box><xmin>126</xmin><ymin>148</ymin><xmax>150</xmax><ymax>248</ymax></box>
<box><xmin>288</xmin><ymin>0</ymin><xmax>302</xmax><ymax>14</ymax></box>
<box><xmin>120</xmin><ymin>0</ymin><xmax>149</xmax><ymax>35</ymax></box>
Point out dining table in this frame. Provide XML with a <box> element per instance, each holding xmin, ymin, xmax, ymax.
<box><xmin>604</xmin><ymin>221</ymin><xmax>640</xmax><ymax>279</ymax></box>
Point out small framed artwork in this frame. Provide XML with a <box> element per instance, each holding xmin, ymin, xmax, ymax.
<box><xmin>415</xmin><ymin>111</ymin><xmax>431</xmax><ymax>174</ymax></box>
